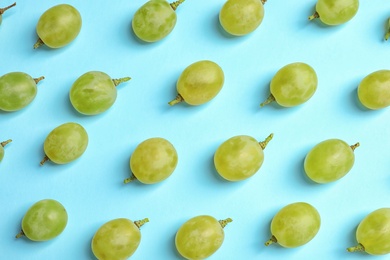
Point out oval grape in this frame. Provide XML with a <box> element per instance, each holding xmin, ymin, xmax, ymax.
<box><xmin>357</xmin><ymin>70</ymin><xmax>390</xmax><ymax>110</ymax></box>
<box><xmin>175</xmin><ymin>215</ymin><xmax>232</xmax><ymax>260</ymax></box>
<box><xmin>309</xmin><ymin>0</ymin><xmax>359</xmax><ymax>25</ymax></box>
<box><xmin>169</xmin><ymin>60</ymin><xmax>224</xmax><ymax>106</ymax></box>
<box><xmin>0</xmin><ymin>139</ymin><xmax>12</xmax><ymax>162</ymax></box>
<box><xmin>0</xmin><ymin>72</ymin><xmax>44</xmax><ymax>112</ymax></box>
<box><xmin>0</xmin><ymin>2</ymin><xmax>16</xmax><ymax>25</ymax></box>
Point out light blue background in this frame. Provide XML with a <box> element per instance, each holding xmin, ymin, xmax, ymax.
<box><xmin>1</xmin><ymin>0</ymin><xmax>390</xmax><ymax>259</ymax></box>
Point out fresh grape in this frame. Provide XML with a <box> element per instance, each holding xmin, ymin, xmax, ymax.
<box><xmin>0</xmin><ymin>139</ymin><xmax>12</xmax><ymax>162</ymax></box>
<box><xmin>34</xmin><ymin>4</ymin><xmax>82</xmax><ymax>49</ymax></box>
<box><xmin>169</xmin><ymin>60</ymin><xmax>224</xmax><ymax>106</ymax></box>
<box><xmin>357</xmin><ymin>70</ymin><xmax>390</xmax><ymax>110</ymax></box>
<box><xmin>0</xmin><ymin>2</ymin><xmax>16</xmax><ymax>25</ymax></box>
<box><xmin>385</xmin><ymin>18</ymin><xmax>390</xmax><ymax>41</ymax></box>
<box><xmin>304</xmin><ymin>139</ymin><xmax>359</xmax><ymax>183</ymax></box>
<box><xmin>175</xmin><ymin>215</ymin><xmax>232</xmax><ymax>260</ymax></box>
<box><xmin>214</xmin><ymin>134</ymin><xmax>273</xmax><ymax>181</ymax></box>
<box><xmin>132</xmin><ymin>0</ymin><xmax>184</xmax><ymax>42</ymax></box>
<box><xmin>265</xmin><ymin>202</ymin><xmax>321</xmax><ymax>248</ymax></box>
<box><xmin>15</xmin><ymin>199</ymin><xmax>68</xmax><ymax>241</ymax></box>
<box><xmin>124</xmin><ymin>137</ymin><xmax>178</xmax><ymax>184</ymax></box>
<box><xmin>260</xmin><ymin>62</ymin><xmax>317</xmax><ymax>107</ymax></box>
<box><xmin>92</xmin><ymin>218</ymin><xmax>149</xmax><ymax>260</ymax></box>
<box><xmin>40</xmin><ymin>122</ymin><xmax>88</xmax><ymax>165</ymax></box>
<box><xmin>219</xmin><ymin>0</ymin><xmax>265</xmax><ymax>36</ymax></box>
<box><xmin>69</xmin><ymin>71</ymin><xmax>131</xmax><ymax>115</ymax></box>
<box><xmin>308</xmin><ymin>0</ymin><xmax>359</xmax><ymax>25</ymax></box>
<box><xmin>0</xmin><ymin>72</ymin><xmax>44</xmax><ymax>112</ymax></box>
<box><xmin>347</xmin><ymin>208</ymin><xmax>390</xmax><ymax>255</ymax></box>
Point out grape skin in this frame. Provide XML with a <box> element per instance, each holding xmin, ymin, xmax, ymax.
<box><xmin>357</xmin><ymin>70</ymin><xmax>390</xmax><ymax>110</ymax></box>
<box><xmin>310</xmin><ymin>0</ymin><xmax>359</xmax><ymax>25</ymax></box>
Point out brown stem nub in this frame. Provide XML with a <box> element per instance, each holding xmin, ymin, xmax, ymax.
<box><xmin>350</xmin><ymin>142</ymin><xmax>360</xmax><ymax>151</ymax></box>
<box><xmin>168</xmin><ymin>94</ymin><xmax>184</xmax><ymax>106</ymax></box>
<box><xmin>261</xmin><ymin>0</ymin><xmax>267</xmax><ymax>4</ymax></box>
<box><xmin>40</xmin><ymin>155</ymin><xmax>49</xmax><ymax>166</ymax></box>
<box><xmin>34</xmin><ymin>76</ymin><xmax>45</xmax><ymax>84</ymax></box>
<box><xmin>134</xmin><ymin>218</ymin><xmax>149</xmax><ymax>229</ymax></box>
<box><xmin>1</xmin><ymin>139</ymin><xmax>12</xmax><ymax>147</ymax></box>
<box><xmin>33</xmin><ymin>38</ymin><xmax>44</xmax><ymax>49</ymax></box>
<box><xmin>385</xmin><ymin>18</ymin><xmax>390</xmax><ymax>41</ymax></box>
<box><xmin>170</xmin><ymin>0</ymin><xmax>184</xmax><ymax>11</ymax></box>
<box><xmin>124</xmin><ymin>175</ymin><xmax>137</xmax><ymax>184</ymax></box>
<box><xmin>0</xmin><ymin>2</ymin><xmax>16</xmax><ymax>15</ymax></box>
<box><xmin>347</xmin><ymin>243</ymin><xmax>365</xmax><ymax>253</ymax></box>
<box><xmin>260</xmin><ymin>94</ymin><xmax>275</xmax><ymax>107</ymax></box>
<box><xmin>259</xmin><ymin>133</ymin><xmax>273</xmax><ymax>150</ymax></box>
<box><xmin>219</xmin><ymin>218</ymin><xmax>232</xmax><ymax>228</ymax></box>
<box><xmin>15</xmin><ymin>230</ymin><xmax>25</xmax><ymax>239</ymax></box>
<box><xmin>265</xmin><ymin>235</ymin><xmax>277</xmax><ymax>246</ymax></box>
<box><xmin>308</xmin><ymin>12</ymin><xmax>320</xmax><ymax>21</ymax></box>
<box><xmin>112</xmin><ymin>77</ymin><xmax>131</xmax><ymax>87</ymax></box>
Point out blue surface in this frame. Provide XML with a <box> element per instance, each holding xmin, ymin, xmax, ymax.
<box><xmin>1</xmin><ymin>0</ymin><xmax>390</xmax><ymax>259</ymax></box>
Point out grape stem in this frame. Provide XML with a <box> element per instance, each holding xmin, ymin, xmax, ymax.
<box><xmin>385</xmin><ymin>18</ymin><xmax>390</xmax><ymax>41</ymax></box>
<box><xmin>40</xmin><ymin>155</ymin><xmax>49</xmax><ymax>166</ymax></box>
<box><xmin>15</xmin><ymin>230</ymin><xmax>25</xmax><ymax>239</ymax></box>
<box><xmin>347</xmin><ymin>243</ymin><xmax>365</xmax><ymax>253</ymax></box>
<box><xmin>124</xmin><ymin>175</ymin><xmax>137</xmax><ymax>184</ymax></box>
<box><xmin>34</xmin><ymin>76</ymin><xmax>45</xmax><ymax>84</ymax></box>
<box><xmin>1</xmin><ymin>139</ymin><xmax>12</xmax><ymax>147</ymax></box>
<box><xmin>168</xmin><ymin>94</ymin><xmax>184</xmax><ymax>106</ymax></box>
<box><xmin>308</xmin><ymin>12</ymin><xmax>320</xmax><ymax>21</ymax></box>
<box><xmin>134</xmin><ymin>218</ymin><xmax>149</xmax><ymax>229</ymax></box>
<box><xmin>0</xmin><ymin>2</ymin><xmax>16</xmax><ymax>15</ymax></box>
<box><xmin>265</xmin><ymin>235</ymin><xmax>277</xmax><ymax>246</ymax></box>
<box><xmin>261</xmin><ymin>0</ymin><xmax>267</xmax><ymax>4</ymax></box>
<box><xmin>259</xmin><ymin>133</ymin><xmax>273</xmax><ymax>150</ymax></box>
<box><xmin>33</xmin><ymin>38</ymin><xmax>44</xmax><ymax>49</ymax></box>
<box><xmin>219</xmin><ymin>218</ymin><xmax>232</xmax><ymax>228</ymax></box>
<box><xmin>170</xmin><ymin>0</ymin><xmax>184</xmax><ymax>11</ymax></box>
<box><xmin>350</xmin><ymin>142</ymin><xmax>360</xmax><ymax>151</ymax></box>
<box><xmin>260</xmin><ymin>94</ymin><xmax>275</xmax><ymax>107</ymax></box>
<box><xmin>112</xmin><ymin>77</ymin><xmax>131</xmax><ymax>87</ymax></box>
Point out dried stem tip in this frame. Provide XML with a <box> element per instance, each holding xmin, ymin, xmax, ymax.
<box><xmin>0</xmin><ymin>2</ymin><xmax>16</xmax><ymax>15</ymax></box>
<box><xmin>308</xmin><ymin>12</ymin><xmax>320</xmax><ymax>21</ymax></box>
<box><xmin>265</xmin><ymin>235</ymin><xmax>277</xmax><ymax>246</ymax></box>
<box><xmin>347</xmin><ymin>243</ymin><xmax>365</xmax><ymax>253</ymax></box>
<box><xmin>1</xmin><ymin>139</ymin><xmax>12</xmax><ymax>147</ymax></box>
<box><xmin>219</xmin><ymin>218</ymin><xmax>232</xmax><ymax>228</ymax></box>
<box><xmin>350</xmin><ymin>142</ymin><xmax>360</xmax><ymax>151</ymax></box>
<box><xmin>385</xmin><ymin>18</ymin><xmax>390</xmax><ymax>41</ymax></box>
<box><xmin>40</xmin><ymin>155</ymin><xmax>49</xmax><ymax>166</ymax></box>
<box><xmin>259</xmin><ymin>133</ymin><xmax>274</xmax><ymax>150</ymax></box>
<box><xmin>260</xmin><ymin>94</ymin><xmax>275</xmax><ymax>107</ymax></box>
<box><xmin>124</xmin><ymin>175</ymin><xmax>137</xmax><ymax>184</ymax></box>
<box><xmin>34</xmin><ymin>76</ymin><xmax>45</xmax><ymax>84</ymax></box>
<box><xmin>170</xmin><ymin>0</ymin><xmax>184</xmax><ymax>11</ymax></box>
<box><xmin>33</xmin><ymin>38</ymin><xmax>44</xmax><ymax>49</ymax></box>
<box><xmin>112</xmin><ymin>77</ymin><xmax>131</xmax><ymax>87</ymax></box>
<box><xmin>134</xmin><ymin>218</ymin><xmax>149</xmax><ymax>229</ymax></box>
<box><xmin>168</xmin><ymin>94</ymin><xmax>184</xmax><ymax>106</ymax></box>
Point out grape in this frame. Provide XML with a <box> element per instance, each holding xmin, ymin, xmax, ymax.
<box><xmin>69</xmin><ymin>71</ymin><xmax>131</xmax><ymax>115</ymax></box>
<box><xmin>0</xmin><ymin>2</ymin><xmax>16</xmax><ymax>25</ymax></box>
<box><xmin>347</xmin><ymin>208</ymin><xmax>390</xmax><ymax>255</ymax></box>
<box><xmin>219</xmin><ymin>0</ymin><xmax>265</xmax><ymax>36</ymax></box>
<box><xmin>124</xmin><ymin>137</ymin><xmax>178</xmax><ymax>184</ymax></box>
<box><xmin>304</xmin><ymin>139</ymin><xmax>359</xmax><ymax>183</ymax></box>
<box><xmin>214</xmin><ymin>134</ymin><xmax>273</xmax><ymax>181</ymax></box>
<box><xmin>169</xmin><ymin>60</ymin><xmax>224</xmax><ymax>106</ymax></box>
<box><xmin>92</xmin><ymin>218</ymin><xmax>149</xmax><ymax>260</ymax></box>
<box><xmin>308</xmin><ymin>0</ymin><xmax>359</xmax><ymax>26</ymax></box>
<box><xmin>0</xmin><ymin>72</ymin><xmax>44</xmax><ymax>112</ymax></box>
<box><xmin>260</xmin><ymin>62</ymin><xmax>317</xmax><ymax>107</ymax></box>
<box><xmin>385</xmin><ymin>18</ymin><xmax>390</xmax><ymax>41</ymax></box>
<box><xmin>132</xmin><ymin>0</ymin><xmax>184</xmax><ymax>42</ymax></box>
<box><xmin>34</xmin><ymin>4</ymin><xmax>82</xmax><ymax>49</ymax></box>
<box><xmin>175</xmin><ymin>215</ymin><xmax>232</xmax><ymax>260</ymax></box>
<box><xmin>40</xmin><ymin>122</ymin><xmax>88</xmax><ymax>165</ymax></box>
<box><xmin>0</xmin><ymin>139</ymin><xmax>12</xmax><ymax>162</ymax></box>
<box><xmin>357</xmin><ymin>70</ymin><xmax>390</xmax><ymax>110</ymax></box>
<box><xmin>15</xmin><ymin>199</ymin><xmax>68</xmax><ymax>241</ymax></box>
<box><xmin>265</xmin><ymin>202</ymin><xmax>321</xmax><ymax>248</ymax></box>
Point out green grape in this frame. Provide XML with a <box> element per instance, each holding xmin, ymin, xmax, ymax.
<box><xmin>304</xmin><ymin>139</ymin><xmax>359</xmax><ymax>183</ymax></box>
<box><xmin>219</xmin><ymin>0</ymin><xmax>265</xmax><ymax>36</ymax></box>
<box><xmin>34</xmin><ymin>4</ymin><xmax>82</xmax><ymax>49</ymax></box>
<box><xmin>15</xmin><ymin>199</ymin><xmax>68</xmax><ymax>241</ymax></box>
<box><xmin>169</xmin><ymin>60</ymin><xmax>224</xmax><ymax>106</ymax></box>
<box><xmin>0</xmin><ymin>139</ymin><xmax>12</xmax><ymax>162</ymax></box>
<box><xmin>92</xmin><ymin>218</ymin><xmax>149</xmax><ymax>260</ymax></box>
<box><xmin>0</xmin><ymin>72</ymin><xmax>44</xmax><ymax>112</ymax></box>
<box><xmin>260</xmin><ymin>62</ymin><xmax>317</xmax><ymax>107</ymax></box>
<box><xmin>308</xmin><ymin>0</ymin><xmax>359</xmax><ymax>25</ymax></box>
<box><xmin>385</xmin><ymin>18</ymin><xmax>390</xmax><ymax>41</ymax></box>
<box><xmin>347</xmin><ymin>208</ymin><xmax>390</xmax><ymax>255</ymax></box>
<box><xmin>124</xmin><ymin>137</ymin><xmax>178</xmax><ymax>184</ymax></box>
<box><xmin>132</xmin><ymin>0</ymin><xmax>184</xmax><ymax>42</ymax></box>
<box><xmin>175</xmin><ymin>215</ymin><xmax>232</xmax><ymax>260</ymax></box>
<box><xmin>0</xmin><ymin>2</ymin><xmax>16</xmax><ymax>25</ymax></box>
<box><xmin>265</xmin><ymin>202</ymin><xmax>321</xmax><ymax>248</ymax></box>
<box><xmin>40</xmin><ymin>122</ymin><xmax>88</xmax><ymax>165</ymax></box>
<box><xmin>214</xmin><ymin>134</ymin><xmax>273</xmax><ymax>181</ymax></box>
<box><xmin>357</xmin><ymin>70</ymin><xmax>390</xmax><ymax>110</ymax></box>
<box><xmin>69</xmin><ymin>71</ymin><xmax>131</xmax><ymax>115</ymax></box>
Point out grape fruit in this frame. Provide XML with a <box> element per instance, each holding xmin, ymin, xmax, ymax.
<box><xmin>0</xmin><ymin>2</ymin><xmax>16</xmax><ymax>25</ymax></box>
<box><xmin>357</xmin><ymin>70</ymin><xmax>390</xmax><ymax>110</ymax></box>
<box><xmin>0</xmin><ymin>139</ymin><xmax>12</xmax><ymax>162</ymax></box>
<box><xmin>308</xmin><ymin>0</ymin><xmax>359</xmax><ymax>25</ymax></box>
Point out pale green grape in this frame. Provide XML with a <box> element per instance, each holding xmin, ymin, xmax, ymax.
<box><xmin>0</xmin><ymin>139</ymin><xmax>12</xmax><ymax>162</ymax></box>
<box><xmin>169</xmin><ymin>60</ymin><xmax>224</xmax><ymax>106</ymax></box>
<box><xmin>125</xmin><ymin>137</ymin><xmax>178</xmax><ymax>184</ymax></box>
<box><xmin>69</xmin><ymin>71</ymin><xmax>131</xmax><ymax>115</ymax></box>
<box><xmin>309</xmin><ymin>0</ymin><xmax>359</xmax><ymax>25</ymax></box>
<box><xmin>347</xmin><ymin>208</ymin><xmax>390</xmax><ymax>255</ymax></box>
<box><xmin>16</xmin><ymin>199</ymin><xmax>68</xmax><ymax>241</ymax></box>
<box><xmin>261</xmin><ymin>62</ymin><xmax>317</xmax><ymax>107</ymax></box>
<box><xmin>385</xmin><ymin>18</ymin><xmax>390</xmax><ymax>41</ymax></box>
<box><xmin>41</xmin><ymin>122</ymin><xmax>88</xmax><ymax>165</ymax></box>
<box><xmin>0</xmin><ymin>2</ymin><xmax>16</xmax><ymax>25</ymax></box>
<box><xmin>34</xmin><ymin>4</ymin><xmax>82</xmax><ymax>49</ymax></box>
<box><xmin>357</xmin><ymin>70</ymin><xmax>390</xmax><ymax>110</ymax></box>
<box><xmin>0</xmin><ymin>72</ymin><xmax>44</xmax><ymax>112</ymax></box>
<box><xmin>175</xmin><ymin>215</ymin><xmax>232</xmax><ymax>260</ymax></box>
<box><xmin>132</xmin><ymin>0</ymin><xmax>184</xmax><ymax>42</ymax></box>
<box><xmin>265</xmin><ymin>202</ymin><xmax>321</xmax><ymax>248</ymax></box>
<box><xmin>214</xmin><ymin>134</ymin><xmax>273</xmax><ymax>181</ymax></box>
<box><xmin>219</xmin><ymin>0</ymin><xmax>265</xmax><ymax>36</ymax></box>
<box><xmin>304</xmin><ymin>139</ymin><xmax>359</xmax><ymax>183</ymax></box>
<box><xmin>92</xmin><ymin>218</ymin><xmax>149</xmax><ymax>260</ymax></box>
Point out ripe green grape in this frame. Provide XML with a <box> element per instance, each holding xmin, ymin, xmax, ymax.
<box><xmin>265</xmin><ymin>202</ymin><xmax>321</xmax><ymax>248</ymax></box>
<box><xmin>169</xmin><ymin>60</ymin><xmax>224</xmax><ymax>106</ymax></box>
<box><xmin>347</xmin><ymin>208</ymin><xmax>390</xmax><ymax>255</ymax></box>
<box><xmin>132</xmin><ymin>0</ymin><xmax>184</xmax><ymax>42</ymax></box>
<box><xmin>175</xmin><ymin>215</ymin><xmax>232</xmax><ymax>260</ymax></box>
<box><xmin>219</xmin><ymin>0</ymin><xmax>265</xmax><ymax>36</ymax></box>
<box><xmin>34</xmin><ymin>4</ymin><xmax>82</xmax><ymax>49</ymax></box>
<box><xmin>308</xmin><ymin>0</ymin><xmax>359</xmax><ymax>25</ymax></box>
<box><xmin>92</xmin><ymin>218</ymin><xmax>149</xmax><ymax>260</ymax></box>
<box><xmin>41</xmin><ymin>122</ymin><xmax>88</xmax><ymax>165</ymax></box>
<box><xmin>69</xmin><ymin>71</ymin><xmax>131</xmax><ymax>115</ymax></box>
<box><xmin>124</xmin><ymin>137</ymin><xmax>178</xmax><ymax>184</ymax></box>
<box><xmin>214</xmin><ymin>134</ymin><xmax>273</xmax><ymax>181</ymax></box>
<box><xmin>0</xmin><ymin>2</ymin><xmax>16</xmax><ymax>25</ymax></box>
<box><xmin>385</xmin><ymin>18</ymin><xmax>390</xmax><ymax>41</ymax></box>
<box><xmin>357</xmin><ymin>70</ymin><xmax>390</xmax><ymax>110</ymax></box>
<box><xmin>0</xmin><ymin>139</ymin><xmax>12</xmax><ymax>162</ymax></box>
<box><xmin>16</xmin><ymin>199</ymin><xmax>68</xmax><ymax>241</ymax></box>
<box><xmin>261</xmin><ymin>62</ymin><xmax>317</xmax><ymax>107</ymax></box>
<box><xmin>0</xmin><ymin>72</ymin><xmax>44</xmax><ymax>112</ymax></box>
<box><xmin>304</xmin><ymin>139</ymin><xmax>359</xmax><ymax>183</ymax></box>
